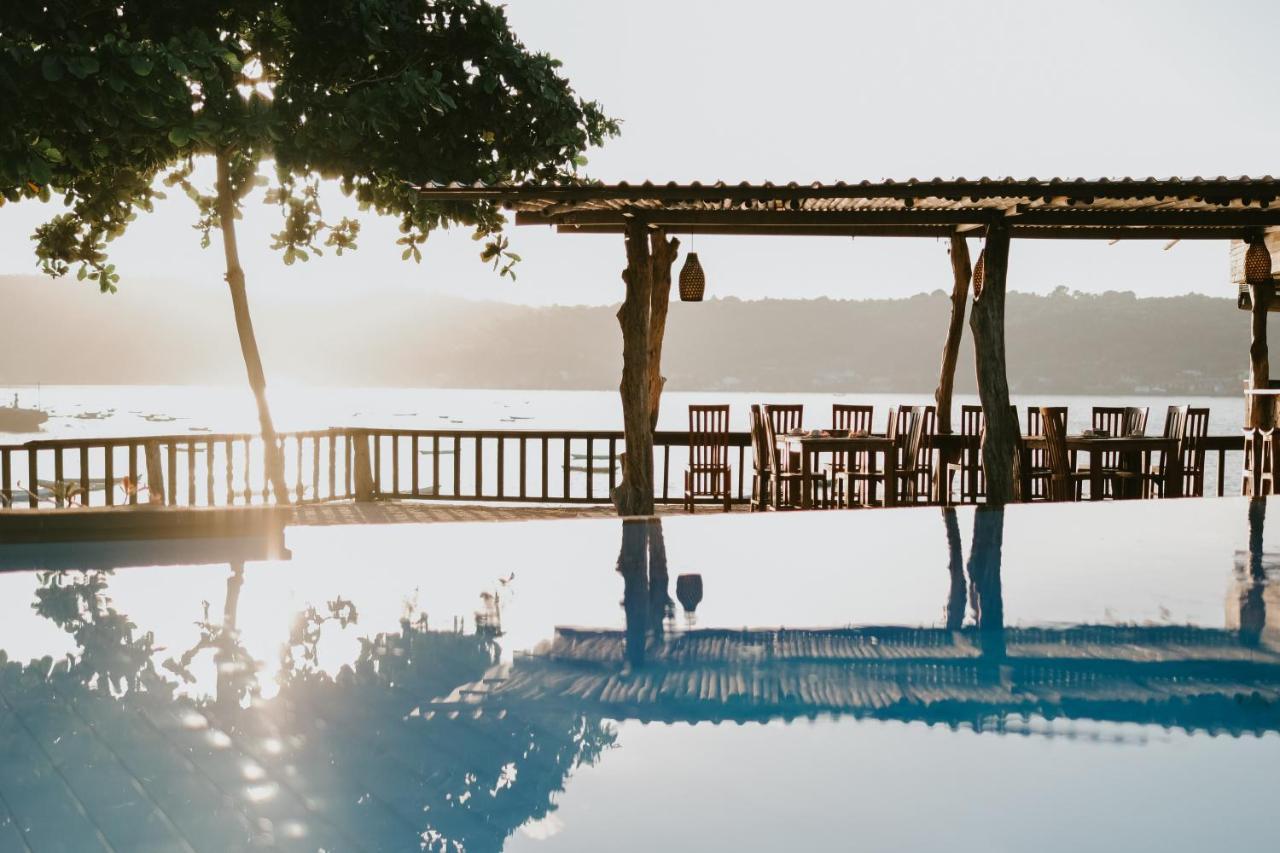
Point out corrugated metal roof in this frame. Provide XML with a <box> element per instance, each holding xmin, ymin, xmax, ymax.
<box><xmin>417</xmin><ymin>176</ymin><xmax>1280</xmax><ymax>237</ymax></box>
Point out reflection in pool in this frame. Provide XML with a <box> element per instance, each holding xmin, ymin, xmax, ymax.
<box><xmin>2</xmin><ymin>498</ymin><xmax>1280</xmax><ymax>851</ymax></box>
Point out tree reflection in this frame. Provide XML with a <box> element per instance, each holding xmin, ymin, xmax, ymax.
<box><xmin>31</xmin><ymin>568</ymin><xmax>162</xmax><ymax>696</ymax></box>
<box><xmin>942</xmin><ymin>508</ymin><xmax>967</xmax><ymax>631</ymax></box>
<box><xmin>10</xmin><ymin>560</ymin><xmax>615</xmax><ymax>853</ymax></box>
<box><xmin>967</xmin><ymin>507</ymin><xmax>1006</xmax><ymax>659</ymax></box>
<box><xmin>1239</xmin><ymin>498</ymin><xmax>1268</xmax><ymax>647</ymax></box>
<box><xmin>162</xmin><ymin>561</ymin><xmax>262</xmax><ymax>712</ymax></box>
<box><xmin>617</xmin><ymin>517</ymin><xmax>673</xmax><ymax>669</ymax></box>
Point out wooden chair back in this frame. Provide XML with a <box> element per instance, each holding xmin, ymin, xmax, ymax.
<box><xmin>1092</xmin><ymin>406</ymin><xmax>1127</xmax><ymax>471</ymax></box>
<box><xmin>955</xmin><ymin>404</ymin><xmax>985</xmax><ymax>501</ymax></box>
<box><xmin>903</xmin><ymin>406</ymin><xmax>930</xmax><ymax>469</ymax></box>
<box><xmin>1092</xmin><ymin>406</ymin><xmax>1126</xmax><ymax>437</ymax></box>
<box><xmin>1040</xmin><ymin>406</ymin><xmax>1074</xmax><ymax>501</ymax></box>
<box><xmin>1124</xmin><ymin>406</ymin><xmax>1149</xmax><ymax>437</ymax></box>
<box><xmin>764</xmin><ymin>404</ymin><xmax>803</xmax><ymax>438</ymax></box>
<box><xmin>759</xmin><ymin>404</ymin><xmax>787</xmax><ymax>479</ymax></box>
<box><xmin>1023</xmin><ymin>405</ymin><xmax>1048</xmax><ymax>497</ymax></box>
<box><xmin>832</xmin><ymin>404</ymin><xmax>874</xmax><ymax>434</ymax></box>
<box><xmin>1161</xmin><ymin>405</ymin><xmax>1188</xmax><ymax>440</ymax></box>
<box><xmin>1180</xmin><ymin>407</ymin><xmax>1210</xmax><ymax>496</ymax></box>
<box><xmin>688</xmin><ymin>404</ymin><xmax>730</xmax><ymax>475</ymax></box>
<box><xmin>748</xmin><ymin>404</ymin><xmax>768</xmax><ymax>475</ymax></box>
<box><xmin>1025</xmin><ymin>406</ymin><xmax>1044</xmax><ymax>437</ymax></box>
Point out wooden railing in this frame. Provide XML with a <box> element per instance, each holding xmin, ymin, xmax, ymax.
<box><xmin>0</xmin><ymin>427</ymin><xmax>1246</xmax><ymax>510</ymax></box>
<box><xmin>0</xmin><ymin>430</ymin><xmax>356</xmax><ymax>509</ymax></box>
<box><xmin>355</xmin><ymin>428</ymin><xmax>752</xmax><ymax>504</ymax></box>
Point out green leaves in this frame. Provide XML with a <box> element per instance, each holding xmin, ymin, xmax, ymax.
<box><xmin>6</xmin><ymin>0</ymin><xmax>618</xmax><ymax>296</ymax></box>
<box><xmin>40</xmin><ymin>55</ymin><xmax>63</xmax><ymax>82</ymax></box>
<box><xmin>65</xmin><ymin>56</ymin><xmax>99</xmax><ymax>79</ymax></box>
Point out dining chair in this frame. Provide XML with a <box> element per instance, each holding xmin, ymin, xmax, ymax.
<box><xmin>683</xmin><ymin>404</ymin><xmax>732</xmax><ymax>513</ymax></box>
<box><xmin>1123</xmin><ymin>405</ymin><xmax>1187</xmax><ymax>499</ymax></box>
<box><xmin>945</xmin><ymin>404</ymin><xmax>985</xmax><ymax>504</ymax></box>
<box><xmin>829</xmin><ymin>404</ymin><xmax>874</xmax><ymax>505</ymax></box>
<box><xmin>761</xmin><ymin>404</ymin><xmax>828</xmax><ymax>509</ymax></box>
<box><xmin>748</xmin><ymin>404</ymin><xmax>770</xmax><ymax>511</ymax></box>
<box><xmin>1038</xmin><ymin>406</ymin><xmax>1088</xmax><ymax>502</ymax></box>
<box><xmin>1179</xmin><ymin>408</ymin><xmax>1210</xmax><ymax>496</ymax></box>
<box><xmin>891</xmin><ymin>406</ymin><xmax>934</xmax><ymax>504</ymax></box>
<box><xmin>1087</xmin><ymin>406</ymin><xmax>1128</xmax><ymax>496</ymax></box>
<box><xmin>764</xmin><ymin>403</ymin><xmax>804</xmax><ymax>480</ymax></box>
<box><xmin>1143</xmin><ymin>406</ymin><xmax>1206</xmax><ymax>497</ymax></box>
<box><xmin>1024</xmin><ymin>405</ymin><xmax>1051</xmax><ymax>500</ymax></box>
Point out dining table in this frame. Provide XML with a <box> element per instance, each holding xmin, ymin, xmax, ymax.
<box><xmin>1019</xmin><ymin>434</ymin><xmax>1182</xmax><ymax>500</ymax></box>
<box><xmin>778</xmin><ymin>432</ymin><xmax>898</xmax><ymax>509</ymax></box>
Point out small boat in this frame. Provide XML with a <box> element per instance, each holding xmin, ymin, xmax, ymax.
<box><xmin>74</xmin><ymin>410</ymin><xmax>114</xmax><ymax>420</ymax></box>
<box><xmin>0</xmin><ymin>395</ymin><xmax>49</xmax><ymax>432</ymax></box>
<box><xmin>142</xmin><ymin>413</ymin><xmax>180</xmax><ymax>423</ymax></box>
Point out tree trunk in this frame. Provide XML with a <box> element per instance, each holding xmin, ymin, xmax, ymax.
<box><xmin>968</xmin><ymin>227</ymin><xmax>1017</xmax><ymax>505</ymax></box>
<box><xmin>613</xmin><ymin>221</ymin><xmax>655</xmax><ymax>516</ymax></box>
<box><xmin>215</xmin><ymin>153</ymin><xmax>289</xmax><ymax>504</ymax></box>
<box><xmin>646</xmin><ymin>230</ymin><xmax>680</xmax><ymax>431</ymax></box>
<box><xmin>932</xmin><ymin>234</ymin><xmax>972</xmax><ymax>500</ymax></box>
<box><xmin>1250</xmin><ymin>283</ymin><xmax>1271</xmax><ymax>429</ymax></box>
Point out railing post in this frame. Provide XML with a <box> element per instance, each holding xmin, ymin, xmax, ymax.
<box><xmin>144</xmin><ymin>441</ymin><xmax>166</xmax><ymax>505</ymax></box>
<box><xmin>353</xmin><ymin>431</ymin><xmax>376</xmax><ymax>502</ymax></box>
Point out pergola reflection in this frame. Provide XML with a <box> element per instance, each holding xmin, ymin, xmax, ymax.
<box><xmin>444</xmin><ymin>510</ymin><xmax>1280</xmax><ymax>736</ymax></box>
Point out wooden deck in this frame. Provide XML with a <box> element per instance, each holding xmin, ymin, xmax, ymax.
<box><xmin>288</xmin><ymin>500</ymin><xmax>744</xmax><ymax>526</ymax></box>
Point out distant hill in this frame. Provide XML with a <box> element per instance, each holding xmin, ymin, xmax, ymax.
<box><xmin>0</xmin><ymin>274</ymin><xmax>1252</xmax><ymax>394</ymax></box>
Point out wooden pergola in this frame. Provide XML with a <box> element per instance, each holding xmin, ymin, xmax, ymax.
<box><xmin>418</xmin><ymin>177</ymin><xmax>1280</xmax><ymax>513</ymax></box>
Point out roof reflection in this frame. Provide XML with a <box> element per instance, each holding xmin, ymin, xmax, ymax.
<box><xmin>445</xmin><ymin>507</ymin><xmax>1280</xmax><ymax>736</ymax></box>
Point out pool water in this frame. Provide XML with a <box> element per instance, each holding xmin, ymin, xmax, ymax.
<box><xmin>1</xmin><ymin>497</ymin><xmax>1279</xmax><ymax>851</ymax></box>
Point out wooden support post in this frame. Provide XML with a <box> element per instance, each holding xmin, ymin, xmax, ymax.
<box><xmin>932</xmin><ymin>234</ymin><xmax>972</xmax><ymax>501</ymax></box>
<box><xmin>646</xmin><ymin>230</ymin><xmax>680</xmax><ymax>430</ymax></box>
<box><xmin>614</xmin><ymin>221</ymin><xmax>656</xmax><ymax>516</ymax></box>
<box><xmin>144</xmin><ymin>441</ymin><xmax>165</xmax><ymax>505</ymax></box>
<box><xmin>353</xmin><ymin>433</ymin><xmax>375</xmax><ymax>502</ymax></box>
<box><xmin>1249</xmin><ymin>283</ymin><xmax>1271</xmax><ymax>429</ymax></box>
<box><xmin>968</xmin><ymin>226</ymin><xmax>1018</xmax><ymax>505</ymax></box>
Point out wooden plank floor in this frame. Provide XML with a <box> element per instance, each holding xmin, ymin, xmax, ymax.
<box><xmin>289</xmin><ymin>501</ymin><xmax>746</xmax><ymax>526</ymax></box>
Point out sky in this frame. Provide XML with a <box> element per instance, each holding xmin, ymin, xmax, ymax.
<box><xmin>2</xmin><ymin>0</ymin><xmax>1278</xmax><ymax>308</ymax></box>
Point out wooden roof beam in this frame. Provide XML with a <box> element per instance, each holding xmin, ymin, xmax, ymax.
<box><xmin>550</xmin><ymin>223</ymin><xmax>1252</xmax><ymax>240</ymax></box>
<box><xmin>519</xmin><ymin>209</ymin><xmax>1001</xmax><ymax>228</ymax></box>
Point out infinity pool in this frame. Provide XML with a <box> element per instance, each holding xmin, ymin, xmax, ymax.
<box><xmin>2</xmin><ymin>497</ymin><xmax>1279</xmax><ymax>852</ymax></box>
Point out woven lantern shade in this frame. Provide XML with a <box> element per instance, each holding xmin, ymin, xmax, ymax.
<box><xmin>972</xmin><ymin>248</ymin><xmax>986</xmax><ymax>298</ymax></box>
<box><xmin>678</xmin><ymin>252</ymin><xmax>705</xmax><ymax>302</ymax></box>
<box><xmin>1246</xmin><ymin>239</ymin><xmax>1273</xmax><ymax>286</ymax></box>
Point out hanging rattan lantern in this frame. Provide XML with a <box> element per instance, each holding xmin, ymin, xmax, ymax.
<box><xmin>972</xmin><ymin>248</ymin><xmax>986</xmax><ymax>298</ymax></box>
<box><xmin>1246</xmin><ymin>239</ymin><xmax>1273</xmax><ymax>285</ymax></box>
<box><xmin>678</xmin><ymin>252</ymin><xmax>705</xmax><ymax>302</ymax></box>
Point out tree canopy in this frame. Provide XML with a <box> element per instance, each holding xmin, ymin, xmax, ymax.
<box><xmin>0</xmin><ymin>0</ymin><xmax>619</xmax><ymax>289</ymax></box>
